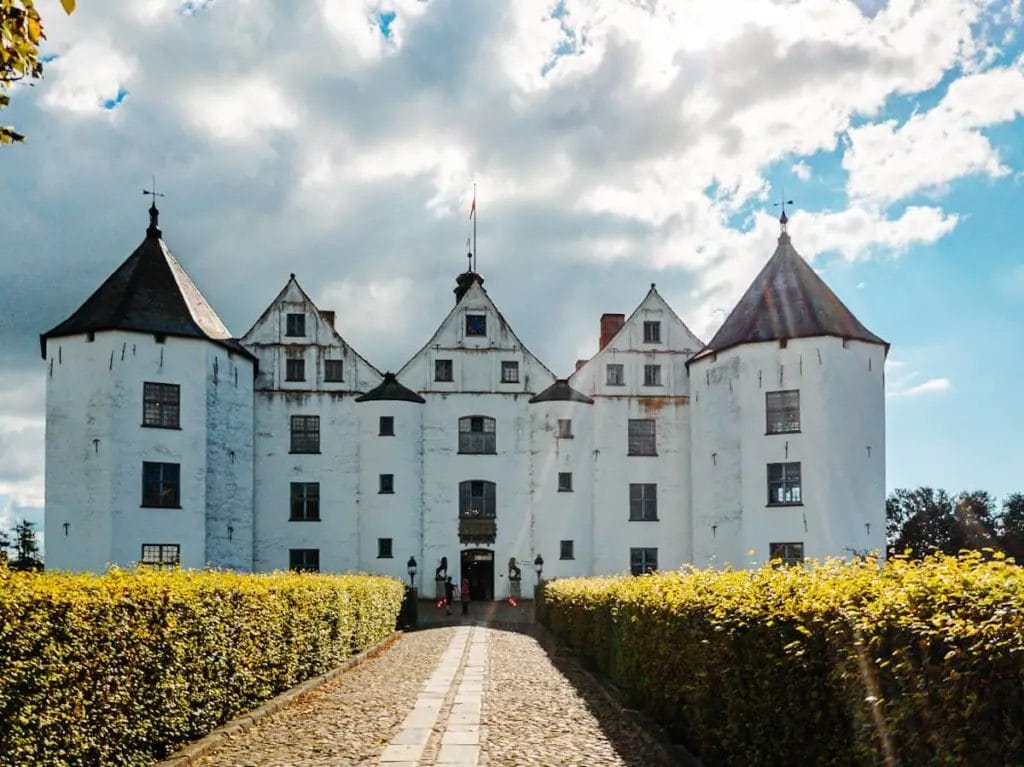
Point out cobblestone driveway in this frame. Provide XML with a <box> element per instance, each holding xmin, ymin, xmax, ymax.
<box><xmin>194</xmin><ymin>617</ymin><xmax>677</xmax><ymax>767</ymax></box>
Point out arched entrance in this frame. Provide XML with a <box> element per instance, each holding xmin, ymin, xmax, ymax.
<box><xmin>460</xmin><ymin>549</ymin><xmax>494</xmax><ymax>601</ymax></box>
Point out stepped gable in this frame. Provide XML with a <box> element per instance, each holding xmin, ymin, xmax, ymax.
<box><xmin>39</xmin><ymin>205</ymin><xmax>252</xmax><ymax>359</ymax></box>
<box><xmin>356</xmin><ymin>372</ymin><xmax>425</xmax><ymax>403</ymax></box>
<box><xmin>529</xmin><ymin>379</ymin><xmax>594</xmax><ymax>404</ymax></box>
<box><xmin>692</xmin><ymin>231</ymin><xmax>888</xmax><ymax>362</ymax></box>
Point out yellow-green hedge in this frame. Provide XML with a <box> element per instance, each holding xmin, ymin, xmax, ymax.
<box><xmin>539</xmin><ymin>553</ymin><xmax>1024</xmax><ymax>766</ymax></box>
<box><xmin>0</xmin><ymin>567</ymin><xmax>405</xmax><ymax>767</ymax></box>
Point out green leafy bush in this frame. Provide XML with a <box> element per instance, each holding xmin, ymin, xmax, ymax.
<box><xmin>0</xmin><ymin>567</ymin><xmax>404</xmax><ymax>766</ymax></box>
<box><xmin>539</xmin><ymin>553</ymin><xmax>1024</xmax><ymax>766</ymax></box>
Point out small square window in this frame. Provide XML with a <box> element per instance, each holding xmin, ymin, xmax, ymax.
<box><xmin>286</xmin><ymin>358</ymin><xmax>306</xmax><ymax>382</ymax></box>
<box><xmin>627</xmin><ymin>419</ymin><xmax>657</xmax><ymax>456</ymax></box>
<box><xmin>379</xmin><ymin>416</ymin><xmax>394</xmax><ymax>436</ymax></box>
<box><xmin>142</xmin><ymin>462</ymin><xmax>180</xmax><ymax>508</ymax></box>
<box><xmin>606</xmin><ymin>364</ymin><xmax>625</xmax><ymax>386</ymax></box>
<box><xmin>143</xmin><ymin>382</ymin><xmax>180</xmax><ymax>429</ymax></box>
<box><xmin>558</xmin><ymin>472</ymin><xmax>573</xmax><ymax>492</ymax></box>
<box><xmin>379</xmin><ymin>473</ymin><xmax>394</xmax><ymax>494</ymax></box>
<box><xmin>501</xmin><ymin>361</ymin><xmax>519</xmax><ymax>383</ymax></box>
<box><xmin>557</xmin><ymin>419</ymin><xmax>573</xmax><ymax>438</ymax></box>
<box><xmin>466</xmin><ymin>314</ymin><xmax>487</xmax><ymax>336</ymax></box>
<box><xmin>560</xmin><ymin>540</ymin><xmax>575</xmax><ymax>560</ymax></box>
<box><xmin>290</xmin><ymin>415</ymin><xmax>320</xmax><ymax>454</ymax></box>
<box><xmin>140</xmin><ymin>543</ymin><xmax>180</xmax><ymax>567</ymax></box>
<box><xmin>643</xmin><ymin>321</ymin><xmax>661</xmax><ymax>343</ymax></box>
<box><xmin>767</xmin><ymin>462</ymin><xmax>802</xmax><ymax>505</ymax></box>
<box><xmin>630</xmin><ymin>547</ymin><xmax>658</xmax><ymax>575</ymax></box>
<box><xmin>770</xmin><ymin>542</ymin><xmax>804</xmax><ymax>566</ymax></box>
<box><xmin>286</xmin><ymin>313</ymin><xmax>305</xmax><ymax>337</ymax></box>
<box><xmin>290</xmin><ymin>482</ymin><xmax>320</xmax><ymax>521</ymax></box>
<box><xmin>435</xmin><ymin>359</ymin><xmax>453</xmax><ymax>382</ymax></box>
<box><xmin>629</xmin><ymin>483</ymin><xmax>658</xmax><ymax>520</ymax></box>
<box><xmin>378</xmin><ymin>538</ymin><xmax>393</xmax><ymax>558</ymax></box>
<box><xmin>289</xmin><ymin>548</ymin><xmax>319</xmax><ymax>572</ymax></box>
<box><xmin>643</xmin><ymin>364</ymin><xmax>661</xmax><ymax>386</ymax></box>
<box><xmin>324</xmin><ymin>359</ymin><xmax>344</xmax><ymax>382</ymax></box>
<box><xmin>766</xmin><ymin>390</ymin><xmax>800</xmax><ymax>434</ymax></box>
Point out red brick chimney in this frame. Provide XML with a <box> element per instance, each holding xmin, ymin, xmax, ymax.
<box><xmin>321</xmin><ymin>310</ymin><xmax>336</xmax><ymax>328</ymax></box>
<box><xmin>599</xmin><ymin>313</ymin><xmax>625</xmax><ymax>350</ymax></box>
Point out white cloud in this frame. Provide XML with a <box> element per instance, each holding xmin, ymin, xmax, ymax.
<box><xmin>41</xmin><ymin>39</ymin><xmax>135</xmax><ymax>114</ymax></box>
<box><xmin>889</xmin><ymin>377</ymin><xmax>952</xmax><ymax>397</ymax></box>
<box><xmin>792</xmin><ymin>161</ymin><xmax>812</xmax><ymax>181</ymax></box>
<box><xmin>185</xmin><ymin>77</ymin><xmax>298</xmax><ymax>142</ymax></box>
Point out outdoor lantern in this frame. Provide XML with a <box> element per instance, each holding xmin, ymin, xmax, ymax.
<box><xmin>407</xmin><ymin>556</ymin><xmax>417</xmax><ymax>587</ymax></box>
<box><xmin>534</xmin><ymin>554</ymin><xmax>544</xmax><ymax>578</ymax></box>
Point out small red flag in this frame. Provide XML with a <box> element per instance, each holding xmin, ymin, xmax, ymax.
<box><xmin>469</xmin><ymin>194</ymin><xmax>476</xmax><ymax>219</ymax></box>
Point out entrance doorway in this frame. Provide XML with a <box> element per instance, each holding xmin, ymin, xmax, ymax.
<box><xmin>460</xmin><ymin>549</ymin><xmax>494</xmax><ymax>601</ymax></box>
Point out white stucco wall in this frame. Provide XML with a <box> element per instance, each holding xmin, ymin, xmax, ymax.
<box><xmin>689</xmin><ymin>336</ymin><xmax>887</xmax><ymax>567</ymax></box>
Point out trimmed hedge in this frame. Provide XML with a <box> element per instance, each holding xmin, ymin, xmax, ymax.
<box><xmin>539</xmin><ymin>553</ymin><xmax>1024</xmax><ymax>766</ymax></box>
<box><xmin>0</xmin><ymin>567</ymin><xmax>404</xmax><ymax>766</ymax></box>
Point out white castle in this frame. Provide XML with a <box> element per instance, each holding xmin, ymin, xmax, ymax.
<box><xmin>41</xmin><ymin>204</ymin><xmax>887</xmax><ymax>598</ymax></box>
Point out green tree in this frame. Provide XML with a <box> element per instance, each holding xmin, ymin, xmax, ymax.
<box><xmin>11</xmin><ymin>518</ymin><xmax>42</xmax><ymax>570</ymax></box>
<box><xmin>999</xmin><ymin>492</ymin><xmax>1024</xmax><ymax>560</ymax></box>
<box><xmin>0</xmin><ymin>527</ymin><xmax>10</xmax><ymax>562</ymax></box>
<box><xmin>887</xmin><ymin>487</ymin><xmax>999</xmax><ymax>557</ymax></box>
<box><xmin>1</xmin><ymin>0</ymin><xmax>75</xmax><ymax>144</ymax></box>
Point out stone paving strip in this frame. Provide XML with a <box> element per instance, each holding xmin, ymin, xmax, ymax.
<box><xmin>479</xmin><ymin>628</ymin><xmax>677</xmax><ymax>767</ymax></box>
<box><xmin>194</xmin><ymin>627</ymin><xmax>453</xmax><ymax>767</ymax></box>
<box><xmin>379</xmin><ymin>625</ymin><xmax>487</xmax><ymax>767</ymax></box>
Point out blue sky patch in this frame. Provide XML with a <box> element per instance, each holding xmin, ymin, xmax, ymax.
<box><xmin>378</xmin><ymin>11</ymin><xmax>396</xmax><ymax>39</ymax></box>
<box><xmin>103</xmin><ymin>88</ymin><xmax>128</xmax><ymax>110</ymax></box>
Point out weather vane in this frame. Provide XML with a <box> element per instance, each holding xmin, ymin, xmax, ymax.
<box><xmin>773</xmin><ymin>190</ymin><xmax>794</xmax><ymax>234</ymax></box>
<box><xmin>142</xmin><ymin>176</ymin><xmax>165</xmax><ymax>235</ymax></box>
<box><xmin>142</xmin><ymin>175</ymin><xmax>165</xmax><ymax>207</ymax></box>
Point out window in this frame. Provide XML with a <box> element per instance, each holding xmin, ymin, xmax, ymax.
<box><xmin>378</xmin><ymin>538</ymin><xmax>393</xmax><ymax>558</ymax></box>
<box><xmin>379</xmin><ymin>473</ymin><xmax>394</xmax><ymax>494</ymax></box>
<box><xmin>627</xmin><ymin>419</ymin><xmax>656</xmax><ymax>456</ymax></box>
<box><xmin>501</xmin><ymin>361</ymin><xmax>519</xmax><ymax>383</ymax></box>
<box><xmin>630</xmin><ymin>547</ymin><xmax>658</xmax><ymax>575</ymax></box>
<box><xmin>289</xmin><ymin>548</ymin><xmax>319</xmax><ymax>572</ymax></box>
<box><xmin>140</xmin><ymin>544</ymin><xmax>179</xmax><ymax>567</ymax></box>
<box><xmin>379</xmin><ymin>416</ymin><xmax>394</xmax><ymax>436</ymax></box>
<box><xmin>458</xmin><ymin>416</ymin><xmax>496</xmax><ymax>454</ymax></box>
<box><xmin>767</xmin><ymin>462</ymin><xmax>802</xmax><ymax>505</ymax></box>
<box><xmin>435</xmin><ymin>359</ymin><xmax>453</xmax><ymax>382</ymax></box>
<box><xmin>766</xmin><ymin>390</ymin><xmax>801</xmax><ymax>434</ymax></box>
<box><xmin>142</xmin><ymin>462</ymin><xmax>180</xmax><ymax>508</ymax></box>
<box><xmin>286</xmin><ymin>313</ymin><xmax>305</xmax><ymax>337</ymax></box>
<box><xmin>459</xmin><ymin>480</ymin><xmax>496</xmax><ymax>518</ymax></box>
<box><xmin>770</xmin><ymin>542</ymin><xmax>805</xmax><ymax>566</ymax></box>
<box><xmin>324</xmin><ymin>359</ymin><xmax>344</xmax><ymax>382</ymax></box>
<box><xmin>629</xmin><ymin>483</ymin><xmax>658</xmax><ymax>521</ymax></box>
<box><xmin>290</xmin><ymin>482</ymin><xmax>320</xmax><ymax>521</ymax></box>
<box><xmin>286</xmin><ymin>358</ymin><xmax>305</xmax><ymax>382</ymax></box>
<box><xmin>557</xmin><ymin>418</ymin><xmax>573</xmax><ymax>438</ymax></box>
<box><xmin>643</xmin><ymin>321</ymin><xmax>661</xmax><ymax>343</ymax></box>
<box><xmin>466</xmin><ymin>314</ymin><xmax>486</xmax><ymax>336</ymax></box>
<box><xmin>643</xmin><ymin>364</ymin><xmax>662</xmax><ymax>386</ymax></box>
<box><xmin>606</xmin><ymin>363</ymin><xmax>625</xmax><ymax>386</ymax></box>
<box><xmin>560</xmin><ymin>540</ymin><xmax>575</xmax><ymax>560</ymax></box>
<box><xmin>143</xmin><ymin>382</ymin><xmax>180</xmax><ymax>429</ymax></box>
<box><xmin>558</xmin><ymin>472</ymin><xmax>573</xmax><ymax>492</ymax></box>
<box><xmin>290</xmin><ymin>415</ymin><xmax>320</xmax><ymax>453</ymax></box>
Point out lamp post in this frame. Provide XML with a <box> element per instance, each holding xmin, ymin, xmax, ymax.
<box><xmin>534</xmin><ymin>554</ymin><xmax>543</xmax><ymax>580</ymax></box>
<box><xmin>407</xmin><ymin>556</ymin><xmax>417</xmax><ymax>589</ymax></box>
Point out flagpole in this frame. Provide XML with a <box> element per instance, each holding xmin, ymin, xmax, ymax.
<box><xmin>472</xmin><ymin>183</ymin><xmax>477</xmax><ymax>273</ymax></box>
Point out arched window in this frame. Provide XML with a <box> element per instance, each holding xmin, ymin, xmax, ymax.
<box><xmin>458</xmin><ymin>415</ymin><xmax>496</xmax><ymax>454</ymax></box>
<box><xmin>459</xmin><ymin>480</ymin><xmax>496</xmax><ymax>519</ymax></box>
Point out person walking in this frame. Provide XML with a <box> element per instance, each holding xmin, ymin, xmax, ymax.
<box><xmin>444</xmin><ymin>576</ymin><xmax>455</xmax><ymax>616</ymax></box>
<box><xmin>461</xmin><ymin>579</ymin><xmax>471</xmax><ymax>616</ymax></box>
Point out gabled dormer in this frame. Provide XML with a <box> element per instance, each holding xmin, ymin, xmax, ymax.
<box><xmin>241</xmin><ymin>274</ymin><xmax>381</xmax><ymax>393</ymax></box>
<box><xmin>571</xmin><ymin>283</ymin><xmax>703</xmax><ymax>398</ymax></box>
<box><xmin>398</xmin><ymin>271</ymin><xmax>555</xmax><ymax>394</ymax></box>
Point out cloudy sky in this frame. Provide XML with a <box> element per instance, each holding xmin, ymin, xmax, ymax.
<box><xmin>2</xmin><ymin>0</ymin><xmax>1023</xmax><ymax>543</ymax></box>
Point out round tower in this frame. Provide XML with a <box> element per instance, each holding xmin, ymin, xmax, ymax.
<box><xmin>688</xmin><ymin>222</ymin><xmax>887</xmax><ymax>568</ymax></box>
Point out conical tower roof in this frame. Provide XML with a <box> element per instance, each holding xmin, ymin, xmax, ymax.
<box><xmin>40</xmin><ymin>206</ymin><xmax>252</xmax><ymax>359</ymax></box>
<box><xmin>692</xmin><ymin>231</ymin><xmax>887</xmax><ymax>362</ymax></box>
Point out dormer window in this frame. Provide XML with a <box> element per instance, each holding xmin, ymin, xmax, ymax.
<box><xmin>286</xmin><ymin>313</ymin><xmax>305</xmax><ymax>337</ymax></box>
<box><xmin>643</xmin><ymin>321</ymin><xmax>661</xmax><ymax>343</ymax></box>
<box><xmin>466</xmin><ymin>314</ymin><xmax>487</xmax><ymax>337</ymax></box>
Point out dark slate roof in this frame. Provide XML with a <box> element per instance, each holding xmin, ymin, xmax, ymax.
<box><xmin>529</xmin><ymin>379</ymin><xmax>594</xmax><ymax>404</ymax></box>
<box><xmin>40</xmin><ymin>209</ymin><xmax>253</xmax><ymax>359</ymax></box>
<box><xmin>691</xmin><ymin>232</ymin><xmax>887</xmax><ymax>362</ymax></box>
<box><xmin>356</xmin><ymin>372</ymin><xmax>425</xmax><ymax>403</ymax></box>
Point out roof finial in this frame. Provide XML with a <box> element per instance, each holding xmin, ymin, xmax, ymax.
<box><xmin>772</xmin><ymin>189</ymin><xmax>794</xmax><ymax>238</ymax></box>
<box><xmin>142</xmin><ymin>176</ymin><xmax>166</xmax><ymax>238</ymax></box>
